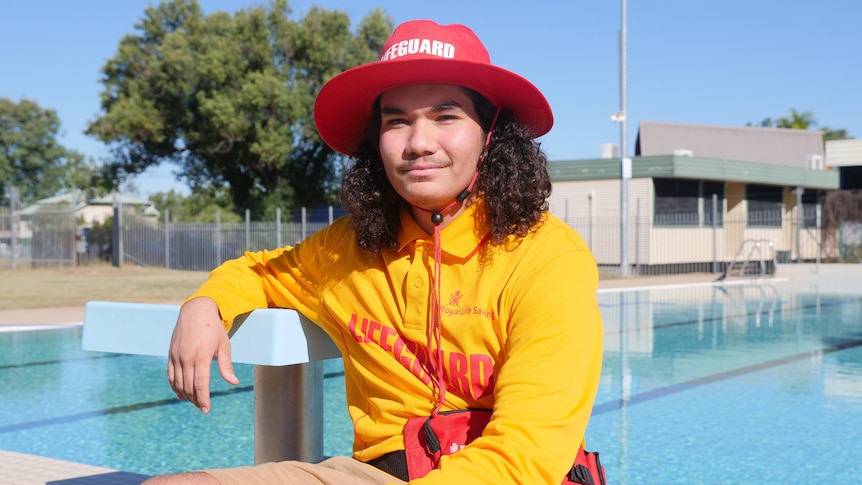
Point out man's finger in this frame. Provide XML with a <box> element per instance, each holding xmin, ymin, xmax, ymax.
<box><xmin>216</xmin><ymin>340</ymin><xmax>240</xmax><ymax>386</ymax></box>
<box><xmin>183</xmin><ymin>357</ymin><xmax>211</xmax><ymax>413</ymax></box>
<box><xmin>167</xmin><ymin>359</ymin><xmax>184</xmax><ymax>401</ymax></box>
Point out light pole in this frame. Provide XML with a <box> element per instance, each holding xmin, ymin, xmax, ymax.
<box><xmin>618</xmin><ymin>0</ymin><xmax>630</xmax><ymax>277</ymax></box>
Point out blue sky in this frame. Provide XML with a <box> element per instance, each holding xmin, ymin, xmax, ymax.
<box><xmin>2</xmin><ymin>0</ymin><xmax>859</xmax><ymax>197</ymax></box>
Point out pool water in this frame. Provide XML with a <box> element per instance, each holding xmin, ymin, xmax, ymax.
<box><xmin>588</xmin><ymin>280</ymin><xmax>862</xmax><ymax>483</ymax></box>
<box><xmin>0</xmin><ymin>331</ymin><xmax>352</xmax><ymax>475</ymax></box>
<box><xmin>1</xmin><ymin>279</ymin><xmax>861</xmax><ymax>483</ymax></box>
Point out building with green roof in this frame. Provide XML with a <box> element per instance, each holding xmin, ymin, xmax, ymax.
<box><xmin>547</xmin><ymin>121</ymin><xmax>839</xmax><ymax>274</ymax></box>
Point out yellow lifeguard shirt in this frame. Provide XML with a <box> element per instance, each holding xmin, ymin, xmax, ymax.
<box><xmin>189</xmin><ymin>201</ymin><xmax>603</xmax><ymax>484</ymax></box>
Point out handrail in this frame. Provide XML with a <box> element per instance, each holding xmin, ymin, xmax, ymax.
<box><xmin>715</xmin><ymin>238</ymin><xmax>778</xmax><ymax>281</ymax></box>
<box><xmin>82</xmin><ymin>301</ymin><xmax>341</xmax><ymax>465</ymax></box>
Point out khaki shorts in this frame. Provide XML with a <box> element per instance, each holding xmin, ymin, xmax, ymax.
<box><xmin>204</xmin><ymin>456</ymin><xmax>405</xmax><ymax>485</ymax></box>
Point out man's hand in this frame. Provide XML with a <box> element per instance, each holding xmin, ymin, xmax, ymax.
<box><xmin>167</xmin><ymin>296</ymin><xmax>239</xmax><ymax>414</ymax></box>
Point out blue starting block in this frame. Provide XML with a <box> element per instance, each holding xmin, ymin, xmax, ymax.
<box><xmin>82</xmin><ymin>301</ymin><xmax>341</xmax><ymax>465</ymax></box>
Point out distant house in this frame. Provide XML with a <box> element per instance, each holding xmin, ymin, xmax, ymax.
<box><xmin>20</xmin><ymin>192</ymin><xmax>159</xmax><ymax>227</ymax></box>
<box><xmin>546</xmin><ymin>121</ymin><xmax>839</xmax><ymax>273</ymax></box>
<box><xmin>1</xmin><ymin>192</ymin><xmax>158</xmax><ymax>264</ymax></box>
<box><xmin>824</xmin><ymin>138</ymin><xmax>862</xmax><ymax>189</ymax></box>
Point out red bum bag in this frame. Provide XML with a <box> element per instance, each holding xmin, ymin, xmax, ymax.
<box><xmin>402</xmin><ymin>409</ymin><xmax>607</xmax><ymax>484</ymax></box>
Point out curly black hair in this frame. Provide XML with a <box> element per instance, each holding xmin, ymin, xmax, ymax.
<box><xmin>339</xmin><ymin>89</ymin><xmax>551</xmax><ymax>255</ymax></box>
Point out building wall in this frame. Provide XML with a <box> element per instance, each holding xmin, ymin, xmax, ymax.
<box><xmin>77</xmin><ymin>206</ymin><xmax>114</xmax><ymax>225</ymax></box>
<box><xmin>549</xmin><ymin>178</ymin><xmax>652</xmax><ymax>266</ymax></box>
<box><xmin>548</xmin><ymin>177</ymin><xmax>822</xmax><ymax>269</ymax></box>
<box><xmin>638</xmin><ymin>121</ymin><xmax>824</xmax><ymax>168</ymax></box>
<box><xmin>825</xmin><ymin>139</ymin><xmax>862</xmax><ymax>168</ymax></box>
<box><xmin>724</xmin><ymin>183</ymin><xmax>746</xmax><ymax>261</ymax></box>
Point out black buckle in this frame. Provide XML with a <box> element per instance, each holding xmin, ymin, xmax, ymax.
<box><xmin>568</xmin><ymin>464</ymin><xmax>596</xmax><ymax>485</ymax></box>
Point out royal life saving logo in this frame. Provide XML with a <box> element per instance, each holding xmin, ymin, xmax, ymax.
<box><xmin>380</xmin><ymin>38</ymin><xmax>456</xmax><ymax>61</ymax></box>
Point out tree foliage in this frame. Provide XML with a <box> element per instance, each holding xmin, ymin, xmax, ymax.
<box><xmin>749</xmin><ymin>108</ymin><xmax>854</xmax><ymax>142</ymax></box>
<box><xmin>821</xmin><ymin>189</ymin><xmax>862</xmax><ymax>261</ymax></box>
<box><xmin>0</xmin><ymin>98</ymin><xmax>98</xmax><ymax>204</ymax></box>
<box><xmin>752</xmin><ymin>108</ymin><xmax>816</xmax><ymax>130</ymax></box>
<box><xmin>87</xmin><ymin>0</ymin><xmax>392</xmax><ymax>218</ymax></box>
<box><xmin>148</xmin><ymin>188</ymin><xmax>241</xmax><ymax>223</ymax></box>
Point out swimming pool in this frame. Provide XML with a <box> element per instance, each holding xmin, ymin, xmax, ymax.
<box><xmin>1</xmin><ymin>278</ymin><xmax>860</xmax><ymax>482</ymax></box>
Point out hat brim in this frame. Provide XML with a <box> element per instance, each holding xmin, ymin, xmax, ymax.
<box><xmin>314</xmin><ymin>58</ymin><xmax>553</xmax><ymax>155</ymax></box>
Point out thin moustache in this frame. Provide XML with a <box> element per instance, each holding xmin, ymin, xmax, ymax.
<box><xmin>400</xmin><ymin>159</ymin><xmax>451</xmax><ymax>171</ymax></box>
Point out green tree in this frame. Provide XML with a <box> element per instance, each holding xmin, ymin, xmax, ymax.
<box><xmin>775</xmin><ymin>108</ymin><xmax>816</xmax><ymax>130</ymax></box>
<box><xmin>64</xmin><ymin>151</ymin><xmax>106</xmax><ymax>200</ymax></box>
<box><xmin>751</xmin><ymin>108</ymin><xmax>815</xmax><ymax>129</ymax></box>
<box><xmin>87</xmin><ymin>0</ymin><xmax>392</xmax><ymax>219</ymax></box>
<box><xmin>0</xmin><ymin>98</ymin><xmax>96</xmax><ymax>204</ymax></box>
<box><xmin>820</xmin><ymin>127</ymin><xmax>852</xmax><ymax>143</ymax></box>
<box><xmin>148</xmin><ymin>188</ymin><xmax>241</xmax><ymax>223</ymax></box>
<box><xmin>749</xmin><ymin>108</ymin><xmax>853</xmax><ymax>141</ymax></box>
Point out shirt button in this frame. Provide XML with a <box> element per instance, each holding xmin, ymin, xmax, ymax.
<box><xmin>413</xmin><ymin>278</ymin><xmax>422</xmax><ymax>287</ymax></box>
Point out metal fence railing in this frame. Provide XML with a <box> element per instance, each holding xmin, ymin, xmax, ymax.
<box><xmin>0</xmin><ymin>204</ymin><xmax>78</xmax><ymax>269</ymax></box>
<box><xmin>579</xmin><ymin>212</ymin><xmax>834</xmax><ymax>276</ymax></box>
<box><xmin>116</xmin><ymin>206</ymin><xmax>333</xmax><ymax>272</ymax></box>
<box><xmin>2</xmin><ymin>200</ymin><xmax>859</xmax><ymax>274</ymax></box>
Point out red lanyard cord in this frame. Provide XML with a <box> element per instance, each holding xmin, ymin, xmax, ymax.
<box><xmin>417</xmin><ymin>106</ymin><xmax>501</xmax><ymax>416</ymax></box>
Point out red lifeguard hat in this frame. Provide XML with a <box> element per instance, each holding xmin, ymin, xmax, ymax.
<box><xmin>313</xmin><ymin>19</ymin><xmax>554</xmax><ymax>155</ymax></box>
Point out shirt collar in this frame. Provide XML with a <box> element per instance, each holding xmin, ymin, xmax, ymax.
<box><xmin>396</xmin><ymin>199</ymin><xmax>491</xmax><ymax>259</ymax></box>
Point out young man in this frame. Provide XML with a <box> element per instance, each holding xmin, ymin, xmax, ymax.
<box><xmin>146</xmin><ymin>19</ymin><xmax>603</xmax><ymax>485</ymax></box>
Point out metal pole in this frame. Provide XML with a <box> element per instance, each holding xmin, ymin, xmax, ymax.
<box><xmin>112</xmin><ymin>192</ymin><xmax>122</xmax><ymax>268</ymax></box>
<box><xmin>796</xmin><ymin>187</ymin><xmax>803</xmax><ymax>263</ymax></box>
<box><xmin>276</xmin><ymin>208</ymin><xmax>282</xmax><ymax>248</ymax></box>
<box><xmin>10</xmin><ymin>187</ymin><xmax>18</xmax><ymax>270</ymax></box>
<box><xmin>589</xmin><ymin>191</ymin><xmax>595</xmax><ymax>251</ymax></box>
<box><xmin>216</xmin><ymin>210</ymin><xmax>222</xmax><ymax>266</ymax></box>
<box><xmin>815</xmin><ymin>201</ymin><xmax>821</xmax><ymax>271</ymax></box>
<box><xmin>712</xmin><ymin>194</ymin><xmax>718</xmax><ymax>274</ymax></box>
<box><xmin>246</xmin><ymin>209</ymin><xmax>251</xmax><ymax>251</ymax></box>
<box><xmin>165</xmin><ymin>209</ymin><xmax>171</xmax><ymax>269</ymax></box>
<box><xmin>619</xmin><ymin>0</ymin><xmax>630</xmax><ymax>276</ymax></box>
<box><xmin>635</xmin><ymin>198</ymin><xmax>640</xmax><ymax>275</ymax></box>
<box><xmin>301</xmin><ymin>207</ymin><xmax>308</xmax><ymax>241</ymax></box>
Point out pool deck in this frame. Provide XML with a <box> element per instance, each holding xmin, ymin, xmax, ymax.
<box><xmin>1</xmin><ymin>451</ymin><xmax>150</xmax><ymax>485</ymax></box>
<box><xmin>0</xmin><ymin>272</ymin><xmax>725</xmax><ymax>328</ymax></box>
<box><xmin>0</xmin><ymin>270</ymin><xmax>779</xmax><ymax>484</ymax></box>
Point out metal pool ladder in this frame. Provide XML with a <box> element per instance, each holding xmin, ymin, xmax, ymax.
<box><xmin>716</xmin><ymin>238</ymin><xmax>779</xmax><ymax>281</ymax></box>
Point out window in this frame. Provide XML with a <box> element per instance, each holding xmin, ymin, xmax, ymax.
<box><xmin>654</xmin><ymin>179</ymin><xmax>699</xmax><ymax>225</ymax></box>
<box><xmin>801</xmin><ymin>190</ymin><xmax>820</xmax><ymax>229</ymax></box>
<box><xmin>746</xmin><ymin>185</ymin><xmax>782</xmax><ymax>227</ymax></box>
<box><xmin>653</xmin><ymin>179</ymin><xmax>724</xmax><ymax>226</ymax></box>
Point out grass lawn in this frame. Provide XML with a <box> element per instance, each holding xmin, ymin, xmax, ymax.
<box><xmin>0</xmin><ymin>264</ymin><xmax>209</xmax><ymax>310</ymax></box>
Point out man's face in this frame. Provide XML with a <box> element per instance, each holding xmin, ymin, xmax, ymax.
<box><xmin>378</xmin><ymin>84</ymin><xmax>485</xmax><ymax>213</ymax></box>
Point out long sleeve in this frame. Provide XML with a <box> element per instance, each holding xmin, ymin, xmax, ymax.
<box><xmin>183</xmin><ymin>217</ymin><xmax>356</xmax><ymax>331</ymax></box>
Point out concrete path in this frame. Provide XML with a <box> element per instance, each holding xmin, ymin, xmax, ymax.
<box><xmin>0</xmin><ymin>306</ymin><xmax>86</xmax><ymax>326</ymax></box>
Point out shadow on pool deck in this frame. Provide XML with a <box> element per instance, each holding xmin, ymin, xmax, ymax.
<box><xmin>47</xmin><ymin>471</ymin><xmax>150</xmax><ymax>485</ymax></box>
<box><xmin>0</xmin><ymin>450</ymin><xmax>150</xmax><ymax>485</ymax></box>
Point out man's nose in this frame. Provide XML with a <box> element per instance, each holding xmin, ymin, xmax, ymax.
<box><xmin>405</xmin><ymin>119</ymin><xmax>438</xmax><ymax>155</ymax></box>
